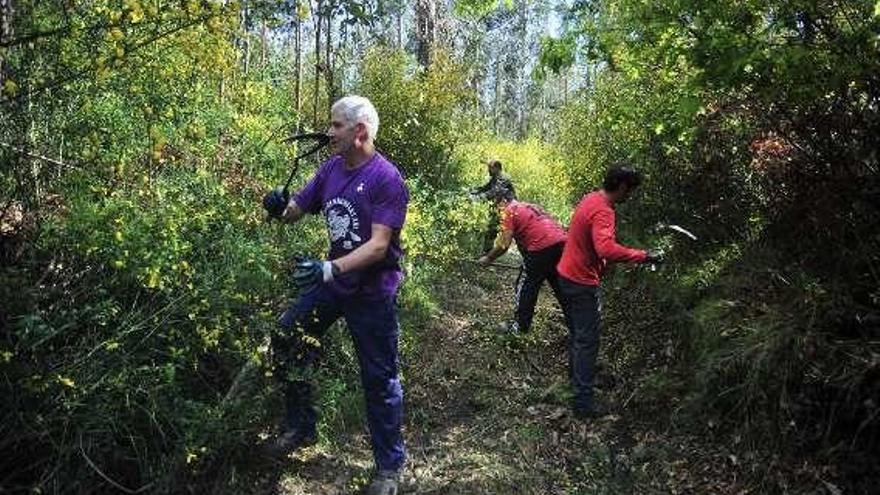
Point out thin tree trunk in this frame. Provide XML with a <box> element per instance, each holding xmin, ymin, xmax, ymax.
<box><xmin>0</xmin><ymin>0</ymin><xmax>13</xmax><ymax>90</ymax></box>
<box><xmin>563</xmin><ymin>71</ymin><xmax>568</xmax><ymax>105</ymax></box>
<box><xmin>493</xmin><ymin>67</ymin><xmax>501</xmax><ymax>134</ymax></box>
<box><xmin>294</xmin><ymin>16</ymin><xmax>302</xmax><ymax>122</ymax></box>
<box><xmin>313</xmin><ymin>0</ymin><xmax>322</xmax><ymax>128</ymax></box>
<box><xmin>28</xmin><ymin>89</ymin><xmax>40</xmax><ymax>208</ymax></box>
<box><xmin>415</xmin><ymin>0</ymin><xmax>435</xmax><ymax>68</ymax></box>
<box><xmin>241</xmin><ymin>2</ymin><xmax>250</xmax><ymax>75</ymax></box>
<box><xmin>396</xmin><ymin>6</ymin><xmax>402</xmax><ymax>49</ymax></box>
<box><xmin>260</xmin><ymin>20</ymin><xmax>267</xmax><ymax>69</ymax></box>
<box><xmin>325</xmin><ymin>8</ymin><xmax>335</xmax><ymax>106</ymax></box>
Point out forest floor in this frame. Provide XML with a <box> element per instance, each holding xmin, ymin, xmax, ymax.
<box><xmin>220</xmin><ymin>262</ymin><xmax>828</xmax><ymax>495</ymax></box>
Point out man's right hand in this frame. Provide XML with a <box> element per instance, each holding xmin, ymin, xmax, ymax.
<box><xmin>263</xmin><ymin>187</ymin><xmax>289</xmax><ymax>219</ymax></box>
<box><xmin>292</xmin><ymin>257</ymin><xmax>339</xmax><ymax>292</ymax></box>
<box><xmin>645</xmin><ymin>248</ymin><xmax>665</xmax><ymax>264</ymax></box>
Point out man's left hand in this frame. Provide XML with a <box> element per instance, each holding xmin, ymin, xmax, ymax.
<box><xmin>477</xmin><ymin>256</ymin><xmax>491</xmax><ymax>267</ymax></box>
<box><xmin>263</xmin><ymin>187</ymin><xmax>289</xmax><ymax>218</ymax></box>
<box><xmin>293</xmin><ymin>257</ymin><xmax>340</xmax><ymax>291</ymax></box>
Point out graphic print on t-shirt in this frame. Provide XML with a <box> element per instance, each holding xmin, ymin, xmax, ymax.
<box><xmin>324</xmin><ymin>196</ymin><xmax>363</xmax><ymax>250</ymax></box>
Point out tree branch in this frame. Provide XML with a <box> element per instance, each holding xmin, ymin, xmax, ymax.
<box><xmin>0</xmin><ymin>141</ymin><xmax>75</xmax><ymax>169</ymax></box>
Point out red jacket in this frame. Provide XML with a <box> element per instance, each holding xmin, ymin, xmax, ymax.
<box><xmin>557</xmin><ymin>191</ymin><xmax>646</xmax><ymax>286</ymax></box>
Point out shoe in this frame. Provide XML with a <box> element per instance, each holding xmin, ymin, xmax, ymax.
<box><xmin>573</xmin><ymin>403</ymin><xmax>608</xmax><ymax>421</ymax></box>
<box><xmin>264</xmin><ymin>427</ymin><xmax>317</xmax><ymax>456</ymax></box>
<box><xmin>366</xmin><ymin>469</ymin><xmax>400</xmax><ymax>495</ymax></box>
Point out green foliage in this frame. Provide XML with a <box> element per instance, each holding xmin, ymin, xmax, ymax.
<box><xmin>357</xmin><ymin>46</ymin><xmax>477</xmax><ymax>188</ymax></box>
<box><xmin>535</xmin><ymin>35</ymin><xmax>576</xmax><ymax>81</ymax></box>
<box><xmin>0</xmin><ymin>2</ymin><xmax>334</xmax><ymax>490</ymax></box>
<box><xmin>555</xmin><ymin>0</ymin><xmax>880</xmax><ymax>483</ymax></box>
<box><xmin>2</xmin><ymin>0</ymin><xmax>878</xmax><ymax>491</ymax></box>
<box><xmin>453</xmin><ymin>0</ymin><xmax>509</xmax><ymax>18</ymax></box>
<box><xmin>458</xmin><ymin>137</ymin><xmax>571</xmax><ymax>220</ymax></box>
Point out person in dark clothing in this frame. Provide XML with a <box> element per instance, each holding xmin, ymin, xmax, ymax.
<box><xmin>477</xmin><ymin>189</ymin><xmax>567</xmax><ymax>334</ymax></box>
<box><xmin>556</xmin><ymin>165</ymin><xmax>663</xmax><ymax>419</ymax></box>
<box><xmin>470</xmin><ymin>159</ymin><xmax>516</xmax><ymax>254</ymax></box>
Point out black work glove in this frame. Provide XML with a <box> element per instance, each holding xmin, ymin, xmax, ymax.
<box><xmin>262</xmin><ymin>187</ymin><xmax>289</xmax><ymax>219</ymax></box>
<box><xmin>292</xmin><ymin>257</ymin><xmax>340</xmax><ymax>292</ymax></box>
<box><xmin>644</xmin><ymin>248</ymin><xmax>665</xmax><ymax>264</ymax></box>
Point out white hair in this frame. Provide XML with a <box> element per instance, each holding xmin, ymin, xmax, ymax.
<box><xmin>331</xmin><ymin>95</ymin><xmax>379</xmax><ymax>142</ymax></box>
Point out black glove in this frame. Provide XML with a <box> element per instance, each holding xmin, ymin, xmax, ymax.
<box><xmin>262</xmin><ymin>187</ymin><xmax>289</xmax><ymax>218</ymax></box>
<box><xmin>644</xmin><ymin>248</ymin><xmax>665</xmax><ymax>264</ymax></box>
<box><xmin>292</xmin><ymin>257</ymin><xmax>340</xmax><ymax>292</ymax></box>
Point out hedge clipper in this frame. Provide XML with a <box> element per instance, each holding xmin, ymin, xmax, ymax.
<box><xmin>263</xmin><ymin>132</ymin><xmax>330</xmax><ymax>221</ymax></box>
<box><xmin>646</xmin><ymin>222</ymin><xmax>699</xmax><ymax>272</ymax></box>
<box><xmin>279</xmin><ymin>132</ymin><xmax>330</xmax><ymax>195</ymax></box>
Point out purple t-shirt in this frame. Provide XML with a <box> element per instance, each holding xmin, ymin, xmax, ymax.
<box><xmin>294</xmin><ymin>152</ymin><xmax>408</xmax><ymax>299</ymax></box>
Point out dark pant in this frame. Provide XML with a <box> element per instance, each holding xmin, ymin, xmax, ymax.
<box><xmin>558</xmin><ymin>277</ymin><xmax>602</xmax><ymax>411</ymax></box>
<box><xmin>513</xmin><ymin>242</ymin><xmax>565</xmax><ymax>332</ymax></box>
<box><xmin>272</xmin><ymin>286</ymin><xmax>405</xmax><ymax>471</ymax></box>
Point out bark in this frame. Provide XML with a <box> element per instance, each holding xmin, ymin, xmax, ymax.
<box><xmin>260</xmin><ymin>20</ymin><xmax>267</xmax><ymax>68</ymax></box>
<box><xmin>294</xmin><ymin>14</ymin><xmax>302</xmax><ymax>120</ymax></box>
<box><xmin>415</xmin><ymin>0</ymin><xmax>435</xmax><ymax>68</ymax></box>
<box><xmin>313</xmin><ymin>0</ymin><xmax>322</xmax><ymax>128</ymax></box>
<box><xmin>325</xmin><ymin>7</ymin><xmax>334</xmax><ymax>106</ymax></box>
<box><xmin>241</xmin><ymin>2</ymin><xmax>252</xmax><ymax>75</ymax></box>
<box><xmin>0</xmin><ymin>0</ymin><xmax>13</xmax><ymax>85</ymax></box>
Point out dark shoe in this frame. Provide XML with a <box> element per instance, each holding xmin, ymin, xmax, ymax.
<box><xmin>264</xmin><ymin>427</ymin><xmax>317</xmax><ymax>456</ymax></box>
<box><xmin>573</xmin><ymin>404</ymin><xmax>608</xmax><ymax>421</ymax></box>
<box><xmin>366</xmin><ymin>469</ymin><xmax>399</xmax><ymax>495</ymax></box>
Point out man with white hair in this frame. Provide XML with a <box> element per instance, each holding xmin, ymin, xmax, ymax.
<box><xmin>263</xmin><ymin>95</ymin><xmax>408</xmax><ymax>495</ymax></box>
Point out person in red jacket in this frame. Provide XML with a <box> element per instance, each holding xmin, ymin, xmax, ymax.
<box><xmin>477</xmin><ymin>189</ymin><xmax>567</xmax><ymax>334</ymax></box>
<box><xmin>556</xmin><ymin>165</ymin><xmax>663</xmax><ymax>419</ymax></box>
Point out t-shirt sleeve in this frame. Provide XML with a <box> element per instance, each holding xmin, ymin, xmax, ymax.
<box><xmin>591</xmin><ymin>208</ymin><xmax>647</xmax><ymax>263</ymax></box>
<box><xmin>293</xmin><ymin>159</ymin><xmax>332</xmax><ymax>214</ymax></box>
<box><xmin>371</xmin><ymin>171</ymin><xmax>408</xmax><ymax>230</ymax></box>
<box><xmin>501</xmin><ymin>204</ymin><xmax>516</xmax><ymax>232</ymax></box>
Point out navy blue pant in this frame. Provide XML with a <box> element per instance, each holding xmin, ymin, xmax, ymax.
<box><xmin>558</xmin><ymin>277</ymin><xmax>602</xmax><ymax>411</ymax></box>
<box><xmin>272</xmin><ymin>286</ymin><xmax>406</xmax><ymax>471</ymax></box>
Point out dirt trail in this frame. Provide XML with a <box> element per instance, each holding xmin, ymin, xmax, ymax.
<box><xmin>230</xmin><ymin>265</ymin><xmax>753</xmax><ymax>495</ymax></box>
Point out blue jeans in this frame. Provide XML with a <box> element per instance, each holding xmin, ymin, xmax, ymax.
<box><xmin>272</xmin><ymin>286</ymin><xmax>406</xmax><ymax>471</ymax></box>
<box><xmin>558</xmin><ymin>277</ymin><xmax>602</xmax><ymax>411</ymax></box>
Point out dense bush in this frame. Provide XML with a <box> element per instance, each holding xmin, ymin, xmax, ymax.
<box><xmin>0</xmin><ymin>27</ymin><xmax>540</xmax><ymax>488</ymax></box>
<box><xmin>552</xmin><ymin>0</ymin><xmax>880</xmax><ymax>485</ymax></box>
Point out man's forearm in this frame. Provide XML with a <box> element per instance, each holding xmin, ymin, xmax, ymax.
<box><xmin>281</xmin><ymin>200</ymin><xmax>305</xmax><ymax>223</ymax></box>
<box><xmin>483</xmin><ymin>244</ymin><xmax>508</xmax><ymax>263</ymax></box>
<box><xmin>332</xmin><ymin>238</ymin><xmax>388</xmax><ymax>273</ymax></box>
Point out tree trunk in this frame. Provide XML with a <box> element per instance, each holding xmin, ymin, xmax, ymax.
<box><xmin>493</xmin><ymin>66</ymin><xmax>501</xmax><ymax>134</ymax></box>
<box><xmin>562</xmin><ymin>71</ymin><xmax>568</xmax><ymax>106</ymax></box>
<box><xmin>313</xmin><ymin>0</ymin><xmax>322</xmax><ymax>128</ymax></box>
<box><xmin>415</xmin><ymin>0</ymin><xmax>435</xmax><ymax>68</ymax></box>
<box><xmin>325</xmin><ymin>8</ymin><xmax>334</xmax><ymax>106</ymax></box>
<box><xmin>0</xmin><ymin>0</ymin><xmax>13</xmax><ymax>87</ymax></box>
<box><xmin>28</xmin><ymin>89</ymin><xmax>40</xmax><ymax>208</ymax></box>
<box><xmin>260</xmin><ymin>19</ymin><xmax>267</xmax><ymax>69</ymax></box>
<box><xmin>294</xmin><ymin>15</ymin><xmax>302</xmax><ymax>123</ymax></box>
<box><xmin>241</xmin><ymin>2</ymin><xmax>250</xmax><ymax>75</ymax></box>
<box><xmin>396</xmin><ymin>5</ymin><xmax>402</xmax><ymax>49</ymax></box>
